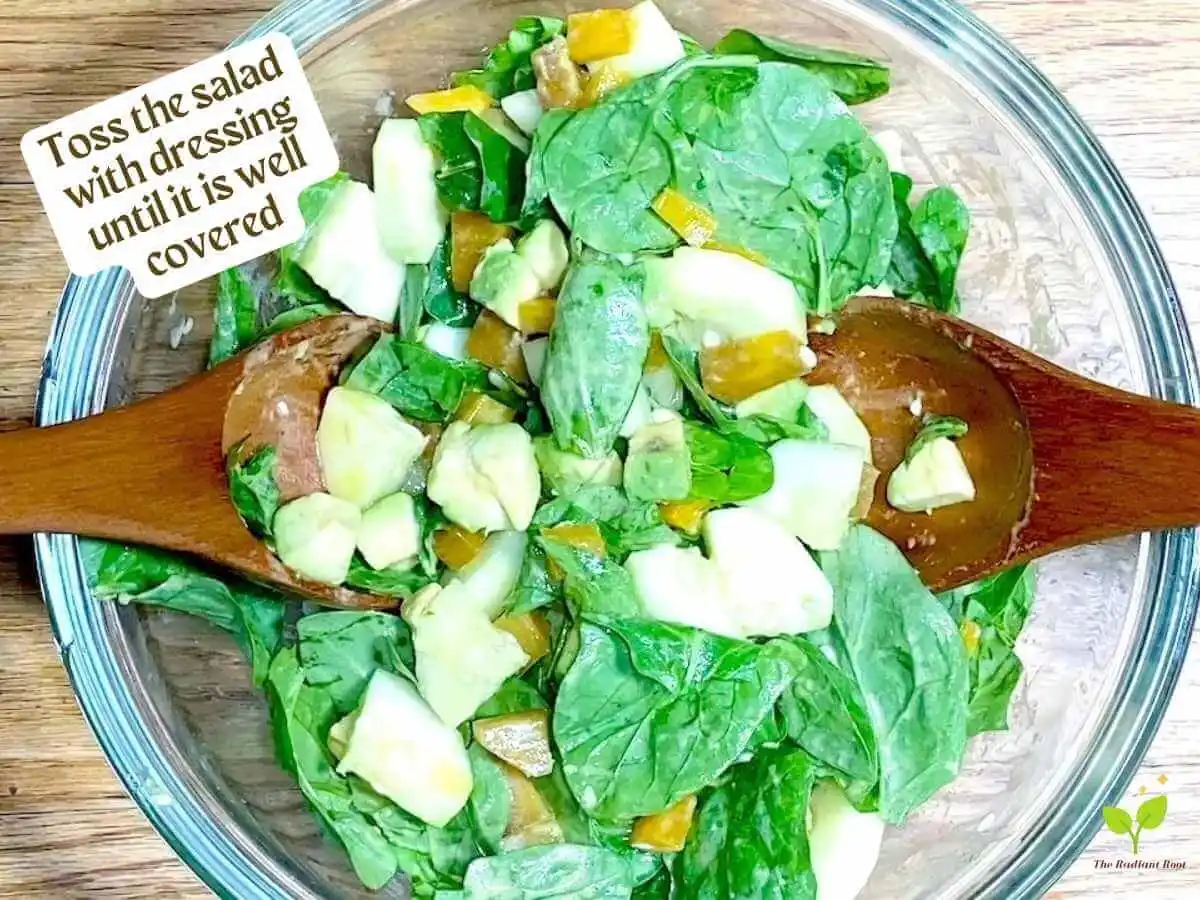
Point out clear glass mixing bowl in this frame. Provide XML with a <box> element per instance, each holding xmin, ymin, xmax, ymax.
<box><xmin>35</xmin><ymin>0</ymin><xmax>1199</xmax><ymax>897</ymax></box>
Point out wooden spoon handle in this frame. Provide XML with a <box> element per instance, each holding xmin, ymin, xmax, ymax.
<box><xmin>0</xmin><ymin>372</ymin><xmax>245</xmax><ymax>558</ymax></box>
<box><xmin>1012</xmin><ymin>376</ymin><xmax>1200</xmax><ymax>560</ymax></box>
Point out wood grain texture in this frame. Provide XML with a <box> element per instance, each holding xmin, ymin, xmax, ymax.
<box><xmin>0</xmin><ymin>0</ymin><xmax>1197</xmax><ymax>898</ymax></box>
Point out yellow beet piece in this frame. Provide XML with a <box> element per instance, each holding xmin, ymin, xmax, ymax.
<box><xmin>631</xmin><ymin>795</ymin><xmax>698</xmax><ymax>852</ymax></box>
<box><xmin>493</xmin><ymin>612</ymin><xmax>552</xmax><ymax>664</ymax></box>
<box><xmin>407</xmin><ymin>85</ymin><xmax>495</xmax><ymax>115</ymax></box>
<box><xmin>451</xmin><ymin>212</ymin><xmax>513</xmax><ymax>292</ymax></box>
<box><xmin>566</xmin><ymin>10</ymin><xmax>635</xmax><ymax>64</ymax></box>
<box><xmin>961</xmin><ymin>619</ymin><xmax>982</xmax><ymax>657</ymax></box>
<box><xmin>533</xmin><ymin>36</ymin><xmax>585</xmax><ymax>109</ymax></box>
<box><xmin>853</xmin><ymin>463</ymin><xmax>879</xmax><ymax>520</ymax></box>
<box><xmin>467</xmin><ymin>310</ymin><xmax>530</xmax><ymax>383</ymax></box>
<box><xmin>580</xmin><ymin>63</ymin><xmax>631</xmax><ymax>107</ymax></box>
<box><xmin>702</xmin><ymin>240</ymin><xmax>768</xmax><ymax>266</ymax></box>
<box><xmin>700</xmin><ymin>330</ymin><xmax>809</xmax><ymax>404</ymax></box>
<box><xmin>500</xmin><ymin>762</ymin><xmax>564</xmax><ymax>851</ymax></box>
<box><xmin>456</xmin><ymin>391</ymin><xmax>517</xmax><ymax>426</ymax></box>
<box><xmin>645</xmin><ymin>331</ymin><xmax>670</xmax><ymax>371</ymax></box>
<box><xmin>659</xmin><ymin>499</ymin><xmax>710</xmax><ymax>536</ymax></box>
<box><xmin>519</xmin><ymin>296</ymin><xmax>557</xmax><ymax>335</ymax></box>
<box><xmin>432</xmin><ymin>524</ymin><xmax>487</xmax><ymax>570</ymax></box>
<box><xmin>543</xmin><ymin>521</ymin><xmax>607</xmax><ymax>582</ymax></box>
<box><xmin>652</xmin><ymin>188</ymin><xmax>718</xmax><ymax>247</ymax></box>
<box><xmin>473</xmin><ymin>710</ymin><xmax>555</xmax><ymax>778</ymax></box>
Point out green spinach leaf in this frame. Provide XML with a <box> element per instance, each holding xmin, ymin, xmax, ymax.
<box><xmin>684</xmin><ymin>422</ymin><xmax>774</xmax><ymax>503</ymax></box>
<box><xmin>296</xmin><ymin>610</ymin><xmax>415</xmax><ymax>713</ymax></box>
<box><xmin>660</xmin><ymin>335</ymin><xmax>734</xmax><ymax>429</ymax></box>
<box><xmin>344</xmin><ymin>333</ymin><xmax>488</xmax><ymax>422</ymax></box>
<box><xmin>820</xmin><ymin>525</ymin><xmax>969</xmax><ymax>823</ymax></box>
<box><xmin>532</xmin><ymin>485</ymin><xmax>679</xmax><ymax>560</ymax></box>
<box><xmin>474</xmin><ymin>676</ymin><xmax>549</xmax><ymax>719</ymax></box>
<box><xmin>887</xmin><ymin>174</ymin><xmax>971</xmax><ymax>313</ymax></box>
<box><xmin>265</xmin><ymin>301</ymin><xmax>342</xmax><ymax>334</ymax></box>
<box><xmin>675</xmin><ymin>749</ymin><xmax>819</xmax><ymax>900</ymax></box>
<box><xmin>712</xmin><ymin>29</ymin><xmax>890</xmax><ymax>105</ymax></box>
<box><xmin>464</xmin><ymin>112</ymin><xmax>528</xmax><ymax>223</ymax></box>
<box><xmin>451</xmin><ymin>844</ymin><xmax>641</xmax><ymax>899</ymax></box>
<box><xmin>90</xmin><ymin>543</ymin><xmax>285</xmax><ymax>688</ymax></box>
<box><xmin>538</xmin><ymin>539</ymin><xmax>641</xmax><ymax>618</ymax></box>
<box><xmin>542</xmin><ymin>258</ymin><xmax>650</xmax><ymax>458</ymax></box>
<box><xmin>940</xmin><ymin>565</ymin><xmax>1034</xmax><ymax>736</ymax></box>
<box><xmin>906</xmin><ymin>414</ymin><xmax>968</xmax><ymax>462</ymax></box>
<box><xmin>467</xmin><ymin>743</ymin><xmax>511</xmax><ymax>856</ymax></box>
<box><xmin>452</xmin><ymin>16</ymin><xmax>565</xmax><ymax>98</ymax></box>
<box><xmin>424</xmin><ymin>235</ymin><xmax>479</xmax><ymax>326</ymax></box>
<box><xmin>209</xmin><ymin>267</ymin><xmax>261</xmax><ymax>365</ymax></box>
<box><xmin>275</xmin><ymin>171</ymin><xmax>350</xmax><ymax>304</ymax></box>
<box><xmin>226</xmin><ymin>442</ymin><xmax>280</xmax><ymax>539</ymax></box>
<box><xmin>504</xmin><ymin>542</ymin><xmax>559</xmax><ymax>616</ymax></box>
<box><xmin>536</xmin><ymin>59</ymin><xmax>896</xmax><ymax>310</ymax></box>
<box><xmin>344</xmin><ymin>554</ymin><xmax>436</xmax><ymax>599</ymax></box>
<box><xmin>522</xmin><ymin>108</ymin><xmax>573</xmax><ymax>224</ymax></box>
<box><xmin>419</xmin><ymin>113</ymin><xmax>483</xmax><ymax>212</ymax></box>
<box><xmin>553</xmin><ymin>616</ymin><xmax>795</xmax><ymax>822</ymax></box>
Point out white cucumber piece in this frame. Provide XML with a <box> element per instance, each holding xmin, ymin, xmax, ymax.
<box><xmin>273</xmin><ymin>492</ymin><xmax>361</xmax><ymax>585</ymax></box>
<box><xmin>372</xmin><ymin>118</ymin><xmax>446</xmax><ymax>264</ymax></box>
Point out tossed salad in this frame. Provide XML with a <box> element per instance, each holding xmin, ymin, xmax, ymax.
<box><xmin>90</xmin><ymin>5</ymin><xmax>1035</xmax><ymax>897</ymax></box>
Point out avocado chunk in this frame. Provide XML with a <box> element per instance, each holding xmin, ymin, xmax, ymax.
<box><xmin>273</xmin><ymin>492</ymin><xmax>361</xmax><ymax>585</ymax></box>
<box><xmin>887</xmin><ymin>436</ymin><xmax>976</xmax><ymax>512</ymax></box>
<box><xmin>805</xmin><ymin>385</ymin><xmax>873</xmax><ymax>463</ymax></box>
<box><xmin>295</xmin><ymin>179</ymin><xmax>406</xmax><ymax>323</ymax></box>
<box><xmin>625</xmin><ymin>544</ymin><xmax>733</xmax><ymax>636</ymax></box>
<box><xmin>336</xmin><ymin>669</ymin><xmax>473</xmax><ymax>827</ymax></box>
<box><xmin>735</xmin><ymin>379</ymin><xmax>809</xmax><ymax>421</ymax></box>
<box><xmin>624</xmin><ymin>409</ymin><xmax>691</xmax><ymax>502</ymax></box>
<box><xmin>427</xmin><ymin>422</ymin><xmax>542</xmax><ymax>532</ymax></box>
<box><xmin>469</xmin><ymin>239</ymin><xmax>542</xmax><ymax>329</ymax></box>
<box><xmin>534</xmin><ymin>436</ymin><xmax>623</xmax><ymax>493</ymax></box>
<box><xmin>809</xmin><ymin>781</ymin><xmax>885</xmax><ymax>900</ymax></box>
<box><xmin>372</xmin><ymin>118</ymin><xmax>446</xmax><ymax>264</ymax></box>
<box><xmin>317</xmin><ymin>387</ymin><xmax>428</xmax><ymax>509</ymax></box>
<box><xmin>516</xmin><ymin>220</ymin><xmax>570</xmax><ymax>294</ymax></box>
<box><xmin>742</xmin><ymin>439</ymin><xmax>865</xmax><ymax>550</ymax></box>
<box><xmin>356</xmin><ymin>492</ymin><xmax>421</xmax><ymax>571</ymax></box>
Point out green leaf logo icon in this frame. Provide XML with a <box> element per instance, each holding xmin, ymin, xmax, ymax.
<box><xmin>1104</xmin><ymin>794</ymin><xmax>1168</xmax><ymax>854</ymax></box>
<box><xmin>1137</xmin><ymin>795</ymin><xmax>1168</xmax><ymax>830</ymax></box>
<box><xmin>1102</xmin><ymin>806</ymin><xmax>1133</xmax><ymax>835</ymax></box>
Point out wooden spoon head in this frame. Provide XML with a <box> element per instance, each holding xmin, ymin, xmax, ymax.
<box><xmin>215</xmin><ymin>314</ymin><xmax>395</xmax><ymax>608</ymax></box>
<box><xmin>810</xmin><ymin>298</ymin><xmax>1035</xmax><ymax>591</ymax></box>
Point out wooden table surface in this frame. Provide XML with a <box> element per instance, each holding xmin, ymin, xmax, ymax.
<box><xmin>1</xmin><ymin>0</ymin><xmax>1198</xmax><ymax>897</ymax></box>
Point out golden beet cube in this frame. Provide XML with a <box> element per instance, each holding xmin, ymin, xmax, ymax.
<box><xmin>566</xmin><ymin>10</ymin><xmax>635</xmax><ymax>64</ymax></box>
<box><xmin>658</xmin><ymin>499</ymin><xmax>710</xmax><ymax>536</ymax></box>
<box><xmin>499</xmin><ymin>762</ymin><xmax>564</xmax><ymax>850</ymax></box>
<box><xmin>580</xmin><ymin>63</ymin><xmax>631</xmax><ymax>107</ymax></box>
<box><xmin>473</xmin><ymin>710</ymin><xmax>555</xmax><ymax>779</ymax></box>
<box><xmin>493</xmin><ymin>612</ymin><xmax>552</xmax><ymax>664</ymax></box>
<box><xmin>519</xmin><ymin>296</ymin><xmax>558</xmax><ymax>335</ymax></box>
<box><xmin>699</xmin><ymin>330</ymin><xmax>809</xmax><ymax>404</ymax></box>
<box><xmin>407</xmin><ymin>85</ymin><xmax>495</xmax><ymax>115</ymax></box>
<box><xmin>467</xmin><ymin>310</ymin><xmax>530</xmax><ymax>383</ymax></box>
<box><xmin>631</xmin><ymin>795</ymin><xmax>698</xmax><ymax>852</ymax></box>
<box><xmin>456</xmin><ymin>391</ymin><xmax>517</xmax><ymax>426</ymax></box>
<box><xmin>451</xmin><ymin>211</ymin><xmax>513</xmax><ymax>293</ymax></box>
<box><xmin>533</xmin><ymin>36</ymin><xmax>585</xmax><ymax>109</ymax></box>
<box><xmin>652</xmin><ymin>188</ymin><xmax>718</xmax><ymax>247</ymax></box>
<box><xmin>432</xmin><ymin>524</ymin><xmax>487</xmax><ymax>570</ymax></box>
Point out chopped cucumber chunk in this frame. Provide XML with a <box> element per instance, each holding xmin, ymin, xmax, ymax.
<box><xmin>317</xmin><ymin>387</ymin><xmax>428</xmax><ymax>509</ymax></box>
<box><xmin>522</xmin><ymin>337</ymin><xmax>548</xmax><ymax>386</ymax></box>
<box><xmin>500</xmin><ymin>89</ymin><xmax>544</xmax><ymax>136</ymax></box>
<box><xmin>336</xmin><ymin>669</ymin><xmax>473</xmax><ymax>827</ymax></box>
<box><xmin>356</xmin><ymin>491</ymin><xmax>421</xmax><ymax>571</ymax></box>
<box><xmin>703</xmin><ymin>507</ymin><xmax>832</xmax><ymax>635</ymax></box>
<box><xmin>469</xmin><ymin>239</ymin><xmax>542</xmax><ymax>330</ymax></box>
<box><xmin>625</xmin><ymin>544</ymin><xmax>737</xmax><ymax>638</ymax></box>
<box><xmin>806</xmin><ymin>385</ymin><xmax>873</xmax><ymax>463</ymax></box>
<box><xmin>887</xmin><ymin>436</ymin><xmax>976</xmax><ymax>512</ymax></box>
<box><xmin>273</xmin><ymin>492</ymin><xmax>361</xmax><ymax>585</ymax></box>
<box><xmin>643</xmin><ymin>247</ymin><xmax>806</xmax><ymax>340</ymax></box>
<box><xmin>809</xmin><ymin>781</ymin><xmax>885</xmax><ymax>900</ymax></box>
<box><xmin>372</xmin><ymin>118</ymin><xmax>446</xmax><ymax>264</ymax></box>
<box><xmin>743</xmin><ymin>439</ymin><xmax>864</xmax><ymax>550</ymax></box>
<box><xmin>421</xmin><ymin>322</ymin><xmax>472</xmax><ymax>361</ymax></box>
<box><xmin>427</xmin><ymin>422</ymin><xmax>541</xmax><ymax>532</ymax></box>
<box><xmin>296</xmin><ymin>179</ymin><xmax>406</xmax><ymax>322</ymax></box>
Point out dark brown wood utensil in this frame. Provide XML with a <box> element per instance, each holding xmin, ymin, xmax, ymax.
<box><xmin>0</xmin><ymin>314</ymin><xmax>392</xmax><ymax>608</ymax></box>
<box><xmin>0</xmin><ymin>301</ymin><xmax>1196</xmax><ymax>603</ymax></box>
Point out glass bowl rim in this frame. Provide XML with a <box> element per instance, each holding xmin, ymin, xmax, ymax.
<box><xmin>33</xmin><ymin>0</ymin><xmax>1199</xmax><ymax>897</ymax></box>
